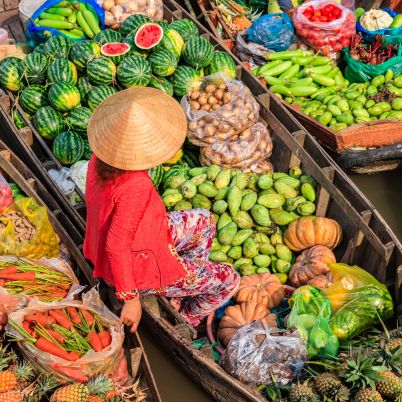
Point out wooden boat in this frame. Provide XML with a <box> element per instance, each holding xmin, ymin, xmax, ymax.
<box><xmin>0</xmin><ymin>139</ymin><xmax>162</xmax><ymax>402</ymax></box>
<box><xmin>180</xmin><ymin>0</ymin><xmax>402</xmax><ymax>173</ymax></box>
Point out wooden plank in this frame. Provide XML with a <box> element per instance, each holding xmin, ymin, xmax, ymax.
<box><xmin>316</xmin><ymin>166</ymin><xmax>335</xmax><ymax>217</ymax></box>
<box><xmin>142</xmin><ymin>295</ymin><xmax>161</xmax><ymax>317</ymax></box>
<box><xmin>0</xmin><ymin>94</ymin><xmax>11</xmax><ymax>114</ymax></box>
<box><xmin>0</xmin><ymin>0</ymin><xmax>5</xmax><ymax>12</ymax></box>
<box><xmin>4</xmin><ymin>0</ymin><xmax>18</xmax><ymax>11</ymax></box>
<box><xmin>130</xmin><ymin>347</ymin><xmax>143</xmax><ymax>379</ymax></box>
<box><xmin>8</xmin><ymin>21</ymin><xmax>25</xmax><ymax>43</ymax></box>
<box><xmin>288</xmin><ymin>130</ymin><xmax>305</xmax><ymax>168</ymax></box>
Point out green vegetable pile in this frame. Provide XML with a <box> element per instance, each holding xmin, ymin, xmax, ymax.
<box><xmin>162</xmin><ymin>164</ymin><xmax>318</xmax><ymax>278</ymax></box>
<box><xmin>255</xmin><ymin>49</ymin><xmax>402</xmax><ymax>131</ymax></box>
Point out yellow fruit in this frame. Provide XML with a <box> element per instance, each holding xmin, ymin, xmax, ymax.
<box><xmin>376</xmin><ymin>371</ymin><xmax>402</xmax><ymax>400</ymax></box>
<box><xmin>0</xmin><ymin>372</ymin><xmax>16</xmax><ymax>393</ymax></box>
<box><xmin>0</xmin><ymin>390</ymin><xmax>23</xmax><ymax>402</ymax></box>
<box><xmin>164</xmin><ymin>149</ymin><xmax>183</xmax><ymax>166</ymax></box>
<box><xmin>388</xmin><ymin>338</ymin><xmax>402</xmax><ymax>350</ymax></box>
<box><xmin>50</xmin><ymin>383</ymin><xmax>89</xmax><ymax>402</ymax></box>
<box><xmin>355</xmin><ymin>388</ymin><xmax>384</xmax><ymax>402</ymax></box>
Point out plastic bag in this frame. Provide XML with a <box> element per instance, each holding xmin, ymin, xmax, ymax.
<box><xmin>183</xmin><ymin>75</ymin><xmax>260</xmax><ymax>147</ymax></box>
<box><xmin>48</xmin><ymin>168</ymin><xmax>82</xmax><ymax>206</ymax></box>
<box><xmin>293</xmin><ymin>0</ymin><xmax>356</xmax><ymax>59</ymax></box>
<box><xmin>96</xmin><ymin>0</ymin><xmax>163</xmax><ymax>28</ymax></box>
<box><xmin>6</xmin><ymin>288</ymin><xmax>125</xmax><ymax>382</ymax></box>
<box><xmin>70</xmin><ymin>160</ymin><xmax>89</xmax><ymax>195</ymax></box>
<box><xmin>0</xmin><ymin>256</ymin><xmax>83</xmax><ymax>312</ymax></box>
<box><xmin>0</xmin><ymin>176</ymin><xmax>13</xmax><ymax>213</ymax></box>
<box><xmin>288</xmin><ymin>289</ymin><xmax>339</xmax><ymax>359</ymax></box>
<box><xmin>26</xmin><ymin>0</ymin><xmax>105</xmax><ymax>48</ymax></box>
<box><xmin>234</xmin><ymin>31</ymin><xmax>272</xmax><ymax>69</ymax></box>
<box><xmin>200</xmin><ymin>122</ymin><xmax>273</xmax><ymax>172</ymax></box>
<box><xmin>343</xmin><ymin>46</ymin><xmax>402</xmax><ymax>83</ymax></box>
<box><xmin>221</xmin><ymin>320</ymin><xmax>307</xmax><ymax>386</ymax></box>
<box><xmin>0</xmin><ymin>198</ymin><xmax>59</xmax><ymax>259</ymax></box>
<box><xmin>247</xmin><ymin>13</ymin><xmax>294</xmax><ymax>52</ymax></box>
<box><xmin>325</xmin><ymin>263</ymin><xmax>394</xmax><ymax>341</ymax></box>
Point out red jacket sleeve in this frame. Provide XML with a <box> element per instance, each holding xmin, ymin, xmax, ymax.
<box><xmin>105</xmin><ymin>177</ymin><xmax>152</xmax><ymax>297</ymax></box>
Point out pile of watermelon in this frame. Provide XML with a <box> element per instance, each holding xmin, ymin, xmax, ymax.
<box><xmin>0</xmin><ymin>15</ymin><xmax>237</xmax><ymax>168</ymax></box>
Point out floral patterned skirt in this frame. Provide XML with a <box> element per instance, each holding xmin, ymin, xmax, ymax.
<box><xmin>141</xmin><ymin>209</ymin><xmax>240</xmax><ymax>326</ymax></box>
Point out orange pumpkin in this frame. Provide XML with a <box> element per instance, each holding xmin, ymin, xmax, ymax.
<box><xmin>217</xmin><ymin>301</ymin><xmax>277</xmax><ymax>346</ymax></box>
<box><xmin>307</xmin><ymin>274</ymin><xmax>333</xmax><ymax>289</ymax></box>
<box><xmin>235</xmin><ymin>273</ymin><xmax>285</xmax><ymax>309</ymax></box>
<box><xmin>284</xmin><ymin>217</ymin><xmax>342</xmax><ymax>252</ymax></box>
<box><xmin>289</xmin><ymin>245</ymin><xmax>336</xmax><ymax>288</ymax></box>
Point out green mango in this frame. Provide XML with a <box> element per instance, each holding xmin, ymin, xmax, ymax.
<box><xmin>328</xmin><ymin>104</ymin><xmax>342</xmax><ymax>116</ymax></box>
<box><xmin>272</xmin><ymin>172</ymin><xmax>287</xmax><ymax>180</ymax></box>
<box><xmin>319</xmin><ymin>111</ymin><xmax>332</xmax><ymax>126</ymax></box>
<box><xmin>230</xmin><ymin>173</ymin><xmax>248</xmax><ymax>189</ymax></box>
<box><xmin>336</xmin><ymin>111</ymin><xmax>354</xmax><ymax>125</ymax></box>
<box><xmin>347</xmin><ymin>100</ymin><xmax>363</xmax><ymax>110</ymax></box>
<box><xmin>243</xmin><ymin>237</ymin><xmax>259</xmax><ymax>259</ymax></box>
<box><xmin>289</xmin><ymin>166</ymin><xmax>302</xmax><ymax>178</ymax></box>
<box><xmin>259</xmin><ymin>242</ymin><xmax>276</xmax><ymax>255</ymax></box>
<box><xmin>212</xmin><ymin>200</ymin><xmax>228</xmax><ymax>215</ymax></box>
<box><xmin>214</xmin><ymin>169</ymin><xmax>231</xmax><ymax>189</ymax></box>
<box><xmin>181</xmin><ymin>180</ymin><xmax>197</xmax><ymax>199</ymax></box>
<box><xmin>273</xmin><ymin>181</ymin><xmax>298</xmax><ymax>198</ymax></box>
<box><xmin>233</xmin><ymin>211</ymin><xmax>254</xmax><ymax>229</ymax></box>
<box><xmin>331</xmin><ymin>123</ymin><xmax>348</xmax><ymax>132</ymax></box>
<box><xmin>218</xmin><ymin>222</ymin><xmax>237</xmax><ymax>245</ymax></box>
<box><xmin>258</xmin><ymin>193</ymin><xmax>286</xmax><ymax>209</ymax></box>
<box><xmin>276</xmin><ymin>175</ymin><xmax>300</xmax><ymax>189</ymax></box>
<box><xmin>239</xmin><ymin>264</ymin><xmax>256</xmax><ymax>276</ymax></box>
<box><xmin>215</xmin><ymin>187</ymin><xmax>229</xmax><ymax>201</ymax></box>
<box><xmin>256</xmin><ymin>267</ymin><xmax>270</xmax><ymax>274</ymax></box>
<box><xmin>367</xmin><ymin>105</ymin><xmax>383</xmax><ymax>117</ymax></box>
<box><xmin>301</xmin><ymin>183</ymin><xmax>316</xmax><ymax>202</ymax></box>
<box><xmin>392</xmin><ymin>97</ymin><xmax>402</xmax><ymax>111</ymax></box>
<box><xmin>387</xmin><ymin>110</ymin><xmax>402</xmax><ymax>119</ymax></box>
<box><xmin>274</xmin><ymin>273</ymin><xmax>288</xmax><ymax>284</ymax></box>
<box><xmin>378</xmin><ymin>101</ymin><xmax>392</xmax><ymax>112</ymax></box>
<box><xmin>169</xmin><ymin>175</ymin><xmax>186</xmax><ymax>189</ymax></box>
<box><xmin>366</xmin><ymin>85</ymin><xmax>377</xmax><ymax>97</ymax></box>
<box><xmin>394</xmin><ymin>75</ymin><xmax>402</xmax><ymax>88</ymax></box>
<box><xmin>241</xmin><ymin>192</ymin><xmax>258</xmax><ymax>211</ymax></box>
<box><xmin>163</xmin><ymin>188</ymin><xmax>181</xmax><ymax>197</ymax></box>
<box><xmin>163</xmin><ymin>192</ymin><xmax>183</xmax><ymax>207</ymax></box>
<box><xmin>365</xmin><ymin>99</ymin><xmax>376</xmax><ymax>108</ymax></box>
<box><xmin>211</xmin><ymin>238</ymin><xmax>222</xmax><ymax>251</ymax></box>
<box><xmin>269</xmin><ymin>208</ymin><xmax>296</xmax><ymax>226</ymax></box>
<box><xmin>228</xmin><ymin>246</ymin><xmax>242</xmax><ymax>260</ymax></box>
<box><xmin>254</xmin><ymin>233</ymin><xmax>270</xmax><ymax>244</ymax></box>
<box><xmin>371</xmin><ymin>75</ymin><xmax>385</xmax><ymax>87</ymax></box>
<box><xmin>336</xmin><ymin>99</ymin><xmax>349</xmax><ymax>112</ymax></box>
<box><xmin>251</xmin><ymin>204</ymin><xmax>271</xmax><ymax>227</ymax></box>
<box><xmin>297</xmin><ymin>201</ymin><xmax>316</xmax><ymax>216</ymax></box>
<box><xmin>355</xmin><ymin>95</ymin><xmax>367</xmax><ymax>105</ymax></box>
<box><xmin>255</xmin><ymin>225</ymin><xmax>277</xmax><ymax>235</ymax></box>
<box><xmin>275</xmin><ymin>258</ymin><xmax>292</xmax><ymax>274</ymax></box>
<box><xmin>220</xmin><ymin>245</ymin><xmax>231</xmax><ymax>254</ymax></box>
<box><xmin>207</xmin><ymin>165</ymin><xmax>221</xmax><ymax>181</ymax></box>
<box><xmin>227</xmin><ymin>185</ymin><xmax>242</xmax><ymax>217</ymax></box>
<box><xmin>230</xmin><ymin>169</ymin><xmax>241</xmax><ymax>177</ymax></box>
<box><xmin>191</xmin><ymin>194</ymin><xmax>211</xmax><ymax>210</ymax></box>
<box><xmin>217</xmin><ymin>212</ymin><xmax>232</xmax><ymax>231</ymax></box>
<box><xmin>191</xmin><ymin>174</ymin><xmax>207</xmax><ymax>186</ymax></box>
<box><xmin>233</xmin><ymin>258</ymin><xmax>252</xmax><ymax>268</ymax></box>
<box><xmin>198</xmin><ymin>182</ymin><xmax>218</xmax><ymax>198</ymax></box>
<box><xmin>253</xmin><ymin>254</ymin><xmax>271</xmax><ymax>268</ymax></box>
<box><xmin>379</xmin><ymin>112</ymin><xmax>390</xmax><ymax>120</ymax></box>
<box><xmin>259</xmin><ymin>188</ymin><xmax>277</xmax><ymax>196</ymax></box>
<box><xmin>231</xmin><ymin>229</ymin><xmax>253</xmax><ymax>246</ymax></box>
<box><xmin>247</xmin><ymin>174</ymin><xmax>259</xmax><ymax>191</ymax></box>
<box><xmin>270</xmin><ymin>232</ymin><xmax>283</xmax><ymax>245</ymax></box>
<box><xmin>352</xmin><ymin>108</ymin><xmax>370</xmax><ymax>119</ymax></box>
<box><xmin>285</xmin><ymin>195</ymin><xmax>307</xmax><ymax>212</ymax></box>
<box><xmin>209</xmin><ymin>251</ymin><xmax>227</xmax><ymax>262</ymax></box>
<box><xmin>258</xmin><ymin>174</ymin><xmax>274</xmax><ymax>189</ymax></box>
<box><xmin>189</xmin><ymin>167</ymin><xmax>207</xmax><ymax>176</ymax></box>
<box><xmin>174</xmin><ymin>200</ymin><xmax>193</xmax><ymax>210</ymax></box>
<box><xmin>275</xmin><ymin>243</ymin><xmax>292</xmax><ymax>262</ymax></box>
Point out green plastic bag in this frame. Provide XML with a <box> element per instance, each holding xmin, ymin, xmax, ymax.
<box><xmin>343</xmin><ymin>47</ymin><xmax>402</xmax><ymax>83</ymax></box>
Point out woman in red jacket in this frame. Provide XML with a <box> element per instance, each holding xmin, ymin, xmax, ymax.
<box><xmin>84</xmin><ymin>87</ymin><xmax>240</xmax><ymax>333</ymax></box>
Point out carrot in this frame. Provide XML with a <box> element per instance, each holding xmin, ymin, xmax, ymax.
<box><xmin>0</xmin><ymin>279</ymin><xmax>4</xmax><ymax>287</ymax></box>
<box><xmin>0</xmin><ymin>265</ymin><xmax>18</xmax><ymax>275</ymax></box>
<box><xmin>51</xmin><ymin>363</ymin><xmax>88</xmax><ymax>382</ymax></box>
<box><xmin>0</xmin><ymin>272</ymin><xmax>35</xmax><ymax>281</ymax></box>
<box><xmin>98</xmin><ymin>330</ymin><xmax>112</xmax><ymax>348</ymax></box>
<box><xmin>22</xmin><ymin>321</ymin><xmax>33</xmax><ymax>335</ymax></box>
<box><xmin>48</xmin><ymin>309</ymin><xmax>74</xmax><ymax>329</ymax></box>
<box><xmin>80</xmin><ymin>309</ymin><xmax>94</xmax><ymax>326</ymax></box>
<box><xmin>45</xmin><ymin>329</ymin><xmax>66</xmax><ymax>344</ymax></box>
<box><xmin>25</xmin><ymin>313</ymin><xmax>56</xmax><ymax>328</ymax></box>
<box><xmin>37</xmin><ymin>291</ymin><xmax>68</xmax><ymax>300</ymax></box>
<box><xmin>68</xmin><ymin>351</ymin><xmax>81</xmax><ymax>361</ymax></box>
<box><xmin>35</xmin><ymin>337</ymin><xmax>74</xmax><ymax>361</ymax></box>
<box><xmin>67</xmin><ymin>307</ymin><xmax>82</xmax><ymax>324</ymax></box>
<box><xmin>88</xmin><ymin>332</ymin><xmax>102</xmax><ymax>352</ymax></box>
<box><xmin>23</xmin><ymin>284</ymin><xmax>59</xmax><ymax>291</ymax></box>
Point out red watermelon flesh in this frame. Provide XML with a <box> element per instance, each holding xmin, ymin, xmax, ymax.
<box><xmin>101</xmin><ymin>42</ymin><xmax>131</xmax><ymax>56</ymax></box>
<box><xmin>134</xmin><ymin>23</ymin><xmax>163</xmax><ymax>49</ymax></box>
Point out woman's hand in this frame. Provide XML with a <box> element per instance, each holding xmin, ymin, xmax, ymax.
<box><xmin>120</xmin><ymin>298</ymin><xmax>142</xmax><ymax>333</ymax></box>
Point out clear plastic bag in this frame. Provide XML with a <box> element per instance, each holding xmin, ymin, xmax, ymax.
<box><xmin>234</xmin><ymin>31</ymin><xmax>272</xmax><ymax>69</ymax></box>
<box><xmin>325</xmin><ymin>263</ymin><xmax>394</xmax><ymax>341</ymax></box>
<box><xmin>183</xmin><ymin>75</ymin><xmax>260</xmax><ymax>147</ymax></box>
<box><xmin>200</xmin><ymin>122</ymin><xmax>273</xmax><ymax>172</ymax></box>
<box><xmin>0</xmin><ymin>198</ymin><xmax>59</xmax><ymax>259</ymax></box>
<box><xmin>221</xmin><ymin>320</ymin><xmax>307</xmax><ymax>385</ymax></box>
<box><xmin>293</xmin><ymin>0</ymin><xmax>356</xmax><ymax>59</ymax></box>
<box><xmin>69</xmin><ymin>160</ymin><xmax>89</xmax><ymax>196</ymax></box>
<box><xmin>247</xmin><ymin>13</ymin><xmax>295</xmax><ymax>52</ymax></box>
<box><xmin>6</xmin><ymin>288</ymin><xmax>125</xmax><ymax>383</ymax></box>
<box><xmin>96</xmin><ymin>0</ymin><xmax>163</xmax><ymax>28</ymax></box>
<box><xmin>48</xmin><ymin>168</ymin><xmax>75</xmax><ymax>198</ymax></box>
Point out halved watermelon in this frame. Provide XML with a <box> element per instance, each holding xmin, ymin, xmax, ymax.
<box><xmin>101</xmin><ymin>42</ymin><xmax>131</xmax><ymax>64</ymax></box>
<box><xmin>134</xmin><ymin>23</ymin><xmax>164</xmax><ymax>50</ymax></box>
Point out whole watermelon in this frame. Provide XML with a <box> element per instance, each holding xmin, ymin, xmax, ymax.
<box><xmin>43</xmin><ymin>36</ymin><xmax>72</xmax><ymax>59</ymax></box>
<box><xmin>87</xmin><ymin>85</ymin><xmax>117</xmax><ymax>111</ymax></box>
<box><xmin>206</xmin><ymin>51</ymin><xmax>236</xmax><ymax>79</ymax></box>
<box><xmin>94</xmin><ymin>29</ymin><xmax>122</xmax><ymax>46</ymax></box>
<box><xmin>53</xmin><ymin>131</ymin><xmax>85</xmax><ymax>165</ymax></box>
<box><xmin>120</xmin><ymin>14</ymin><xmax>151</xmax><ymax>37</ymax></box>
<box><xmin>12</xmin><ymin>109</ymin><xmax>28</xmax><ymax>129</ymax></box>
<box><xmin>170</xmin><ymin>65</ymin><xmax>202</xmax><ymax>97</ymax></box>
<box><xmin>48</xmin><ymin>82</ymin><xmax>81</xmax><ymax>112</ymax></box>
<box><xmin>70</xmin><ymin>40</ymin><xmax>101</xmax><ymax>70</ymax></box>
<box><xmin>149</xmin><ymin>76</ymin><xmax>174</xmax><ymax>96</ymax></box>
<box><xmin>169</xmin><ymin>19</ymin><xmax>199</xmax><ymax>42</ymax></box>
<box><xmin>66</xmin><ymin>107</ymin><xmax>92</xmax><ymax>136</ymax></box>
<box><xmin>82</xmin><ymin>139</ymin><xmax>93</xmax><ymax>160</ymax></box>
<box><xmin>87</xmin><ymin>57</ymin><xmax>116</xmax><ymax>85</ymax></box>
<box><xmin>162</xmin><ymin>163</ymin><xmax>190</xmax><ymax>190</ymax></box>
<box><xmin>148</xmin><ymin>165</ymin><xmax>164</xmax><ymax>188</ymax></box>
<box><xmin>117</xmin><ymin>56</ymin><xmax>151</xmax><ymax>88</ymax></box>
<box><xmin>19</xmin><ymin>85</ymin><xmax>49</xmax><ymax>115</ymax></box>
<box><xmin>148</xmin><ymin>49</ymin><xmax>178</xmax><ymax>77</ymax></box>
<box><xmin>47</xmin><ymin>59</ymin><xmax>78</xmax><ymax>85</ymax></box>
<box><xmin>182</xmin><ymin>36</ymin><xmax>214</xmax><ymax>70</ymax></box>
<box><xmin>77</xmin><ymin>76</ymin><xmax>93</xmax><ymax>105</ymax></box>
<box><xmin>33</xmin><ymin>106</ymin><xmax>65</xmax><ymax>140</ymax></box>
<box><xmin>22</xmin><ymin>53</ymin><xmax>49</xmax><ymax>85</ymax></box>
<box><xmin>156</xmin><ymin>27</ymin><xmax>184</xmax><ymax>58</ymax></box>
<box><xmin>0</xmin><ymin>58</ymin><xmax>24</xmax><ymax>92</ymax></box>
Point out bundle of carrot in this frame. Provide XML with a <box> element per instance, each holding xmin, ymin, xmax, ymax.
<box><xmin>0</xmin><ymin>258</ymin><xmax>73</xmax><ymax>302</ymax></box>
<box><xmin>8</xmin><ymin>306</ymin><xmax>112</xmax><ymax>362</ymax></box>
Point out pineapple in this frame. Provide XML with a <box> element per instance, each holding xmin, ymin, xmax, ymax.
<box><xmin>314</xmin><ymin>373</ymin><xmax>349</xmax><ymax>401</ymax></box>
<box><xmin>376</xmin><ymin>371</ymin><xmax>402</xmax><ymax>400</ymax></box>
<box><xmin>354</xmin><ymin>388</ymin><xmax>384</xmax><ymax>402</ymax></box>
<box><xmin>0</xmin><ymin>390</ymin><xmax>23</xmax><ymax>402</ymax></box>
<box><xmin>289</xmin><ymin>382</ymin><xmax>319</xmax><ymax>402</ymax></box>
<box><xmin>0</xmin><ymin>362</ymin><xmax>34</xmax><ymax>393</ymax></box>
<box><xmin>389</xmin><ymin>338</ymin><xmax>402</xmax><ymax>350</ymax></box>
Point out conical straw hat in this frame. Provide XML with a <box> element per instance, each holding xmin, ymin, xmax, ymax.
<box><xmin>87</xmin><ymin>87</ymin><xmax>187</xmax><ymax>170</ymax></box>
